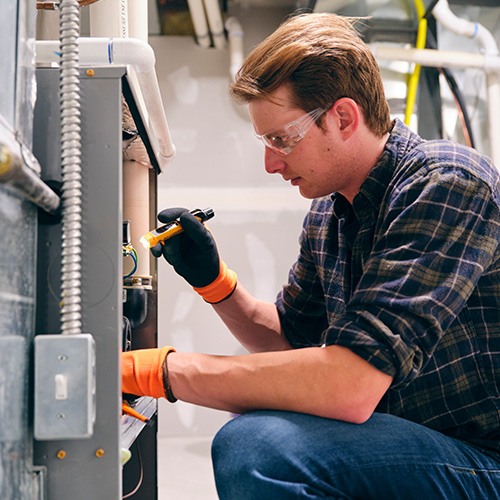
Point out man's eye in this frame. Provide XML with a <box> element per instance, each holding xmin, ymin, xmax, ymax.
<box><xmin>269</xmin><ymin>135</ymin><xmax>288</xmax><ymax>148</ymax></box>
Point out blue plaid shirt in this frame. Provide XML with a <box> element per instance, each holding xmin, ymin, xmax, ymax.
<box><xmin>277</xmin><ymin>119</ymin><xmax>500</xmax><ymax>456</ymax></box>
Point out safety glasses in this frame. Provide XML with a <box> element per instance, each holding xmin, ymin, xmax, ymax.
<box><xmin>255</xmin><ymin>107</ymin><xmax>326</xmax><ymax>156</ymax></box>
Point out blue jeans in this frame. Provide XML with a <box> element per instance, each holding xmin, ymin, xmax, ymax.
<box><xmin>211</xmin><ymin>411</ymin><xmax>500</xmax><ymax>499</ymax></box>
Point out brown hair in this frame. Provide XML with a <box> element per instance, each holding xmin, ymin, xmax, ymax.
<box><xmin>230</xmin><ymin>13</ymin><xmax>391</xmax><ymax>137</ymax></box>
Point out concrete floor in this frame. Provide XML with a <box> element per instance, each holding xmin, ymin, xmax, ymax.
<box><xmin>158</xmin><ymin>436</ymin><xmax>218</xmax><ymax>499</ymax></box>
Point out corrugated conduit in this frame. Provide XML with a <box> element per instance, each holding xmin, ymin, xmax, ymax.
<box><xmin>59</xmin><ymin>0</ymin><xmax>83</xmax><ymax>335</ymax></box>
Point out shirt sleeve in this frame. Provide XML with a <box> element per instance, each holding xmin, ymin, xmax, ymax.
<box><xmin>324</xmin><ymin>163</ymin><xmax>500</xmax><ymax>388</ymax></box>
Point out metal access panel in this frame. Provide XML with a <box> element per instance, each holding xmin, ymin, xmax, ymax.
<box><xmin>33</xmin><ymin>66</ymin><xmax>124</xmax><ymax>499</ymax></box>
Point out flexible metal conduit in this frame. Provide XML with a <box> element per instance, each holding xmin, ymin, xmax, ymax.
<box><xmin>35</xmin><ymin>37</ymin><xmax>176</xmax><ymax>171</ymax></box>
<box><xmin>59</xmin><ymin>0</ymin><xmax>83</xmax><ymax>335</ymax></box>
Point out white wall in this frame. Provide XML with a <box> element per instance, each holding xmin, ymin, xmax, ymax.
<box><xmin>151</xmin><ymin>3</ymin><xmax>500</xmax><ymax>440</ymax></box>
<box><xmin>150</xmin><ymin>7</ymin><xmax>311</xmax><ymax>439</ymax></box>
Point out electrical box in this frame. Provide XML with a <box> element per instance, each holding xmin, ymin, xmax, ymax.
<box><xmin>34</xmin><ymin>334</ymin><xmax>96</xmax><ymax>440</ymax></box>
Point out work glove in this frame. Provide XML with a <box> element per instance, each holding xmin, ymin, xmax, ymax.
<box><xmin>122</xmin><ymin>346</ymin><xmax>177</xmax><ymax>402</ymax></box>
<box><xmin>151</xmin><ymin>207</ymin><xmax>237</xmax><ymax>303</ymax></box>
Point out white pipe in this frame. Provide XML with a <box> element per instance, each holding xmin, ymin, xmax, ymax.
<box><xmin>35</xmin><ymin>38</ymin><xmax>176</xmax><ymax>171</ymax></box>
<box><xmin>372</xmin><ymin>45</ymin><xmax>500</xmax><ymax>167</ymax></box>
<box><xmin>432</xmin><ymin>0</ymin><xmax>476</xmax><ymax>39</ymax></box>
<box><xmin>203</xmin><ymin>0</ymin><xmax>226</xmax><ymax>49</ymax></box>
<box><xmin>187</xmin><ymin>0</ymin><xmax>211</xmax><ymax>48</ymax></box>
<box><xmin>432</xmin><ymin>0</ymin><xmax>498</xmax><ymax>56</ymax></box>
<box><xmin>89</xmin><ymin>0</ymin><xmax>129</xmax><ymax>38</ymax></box>
<box><xmin>225</xmin><ymin>17</ymin><xmax>244</xmax><ymax>82</ymax></box>
<box><xmin>128</xmin><ymin>0</ymin><xmax>148</xmax><ymax>42</ymax></box>
<box><xmin>372</xmin><ymin>46</ymin><xmax>500</xmax><ymax>72</ymax></box>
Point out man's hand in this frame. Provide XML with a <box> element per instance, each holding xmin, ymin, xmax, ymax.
<box><xmin>151</xmin><ymin>207</ymin><xmax>220</xmax><ymax>288</ymax></box>
<box><xmin>122</xmin><ymin>346</ymin><xmax>175</xmax><ymax>399</ymax></box>
<box><xmin>151</xmin><ymin>207</ymin><xmax>237</xmax><ymax>303</ymax></box>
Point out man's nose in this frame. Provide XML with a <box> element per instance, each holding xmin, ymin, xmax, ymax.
<box><xmin>264</xmin><ymin>148</ymin><xmax>287</xmax><ymax>174</ymax></box>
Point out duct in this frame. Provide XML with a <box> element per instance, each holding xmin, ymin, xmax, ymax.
<box><xmin>35</xmin><ymin>37</ymin><xmax>176</xmax><ymax>172</ymax></box>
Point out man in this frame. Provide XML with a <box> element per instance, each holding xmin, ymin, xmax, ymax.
<box><xmin>122</xmin><ymin>13</ymin><xmax>500</xmax><ymax>498</ymax></box>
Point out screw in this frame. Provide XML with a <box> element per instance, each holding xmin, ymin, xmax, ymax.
<box><xmin>56</xmin><ymin>450</ymin><xmax>66</xmax><ymax>460</ymax></box>
<box><xmin>95</xmin><ymin>448</ymin><xmax>105</xmax><ymax>458</ymax></box>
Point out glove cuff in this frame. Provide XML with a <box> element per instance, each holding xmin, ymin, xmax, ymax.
<box><xmin>122</xmin><ymin>346</ymin><xmax>176</xmax><ymax>399</ymax></box>
<box><xmin>193</xmin><ymin>261</ymin><xmax>237</xmax><ymax>303</ymax></box>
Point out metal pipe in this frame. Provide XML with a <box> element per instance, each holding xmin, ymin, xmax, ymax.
<box><xmin>0</xmin><ymin>143</ymin><xmax>60</xmax><ymax>214</ymax></box>
<box><xmin>59</xmin><ymin>0</ymin><xmax>83</xmax><ymax>335</ymax></box>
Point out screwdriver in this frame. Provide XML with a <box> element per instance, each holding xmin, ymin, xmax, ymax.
<box><xmin>139</xmin><ymin>207</ymin><xmax>215</xmax><ymax>249</ymax></box>
<box><xmin>121</xmin><ymin>401</ymin><xmax>153</xmax><ymax>426</ymax></box>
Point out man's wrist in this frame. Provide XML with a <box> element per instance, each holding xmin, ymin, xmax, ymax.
<box><xmin>193</xmin><ymin>261</ymin><xmax>237</xmax><ymax>303</ymax></box>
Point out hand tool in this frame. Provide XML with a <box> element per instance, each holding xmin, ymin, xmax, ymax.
<box><xmin>139</xmin><ymin>207</ymin><xmax>214</xmax><ymax>249</ymax></box>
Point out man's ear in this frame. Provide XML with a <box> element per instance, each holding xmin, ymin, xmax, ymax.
<box><xmin>331</xmin><ymin>98</ymin><xmax>360</xmax><ymax>138</ymax></box>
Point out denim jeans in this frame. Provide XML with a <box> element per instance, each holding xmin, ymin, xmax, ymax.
<box><xmin>212</xmin><ymin>411</ymin><xmax>500</xmax><ymax>499</ymax></box>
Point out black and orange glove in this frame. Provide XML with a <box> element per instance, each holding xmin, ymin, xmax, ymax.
<box><xmin>151</xmin><ymin>207</ymin><xmax>237</xmax><ymax>303</ymax></box>
<box><xmin>121</xmin><ymin>346</ymin><xmax>177</xmax><ymax>401</ymax></box>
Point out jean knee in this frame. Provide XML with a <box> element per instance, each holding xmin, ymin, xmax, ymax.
<box><xmin>212</xmin><ymin>411</ymin><xmax>297</xmax><ymax>498</ymax></box>
<box><xmin>211</xmin><ymin>412</ymin><xmax>261</xmax><ymax>475</ymax></box>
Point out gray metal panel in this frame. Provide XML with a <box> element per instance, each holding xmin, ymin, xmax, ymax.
<box><xmin>33</xmin><ymin>66</ymin><xmax>125</xmax><ymax>500</ymax></box>
<box><xmin>0</xmin><ymin>187</ymin><xmax>37</xmax><ymax>500</ymax></box>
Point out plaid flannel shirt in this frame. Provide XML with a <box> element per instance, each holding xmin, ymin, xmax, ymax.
<box><xmin>277</xmin><ymin>119</ymin><xmax>500</xmax><ymax>456</ymax></box>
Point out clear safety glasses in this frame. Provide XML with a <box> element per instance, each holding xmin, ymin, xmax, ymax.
<box><xmin>255</xmin><ymin>107</ymin><xmax>326</xmax><ymax>156</ymax></box>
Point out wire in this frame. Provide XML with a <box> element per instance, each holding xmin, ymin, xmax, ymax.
<box><xmin>122</xmin><ymin>440</ymin><xmax>143</xmax><ymax>499</ymax></box>
<box><xmin>123</xmin><ymin>245</ymin><xmax>138</xmax><ymax>279</ymax></box>
<box><xmin>425</xmin><ymin>29</ymin><xmax>476</xmax><ymax>148</ymax></box>
<box><xmin>405</xmin><ymin>0</ymin><xmax>428</xmax><ymax>125</ymax></box>
<box><xmin>405</xmin><ymin>0</ymin><xmax>476</xmax><ymax>148</ymax></box>
<box><xmin>423</xmin><ymin>0</ymin><xmax>440</xmax><ymax>21</ymax></box>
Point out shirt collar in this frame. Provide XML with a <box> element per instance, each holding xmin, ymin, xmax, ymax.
<box><xmin>329</xmin><ymin>119</ymin><xmax>423</xmax><ymax>220</ymax></box>
<box><xmin>354</xmin><ymin>119</ymin><xmax>424</xmax><ymax>213</ymax></box>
